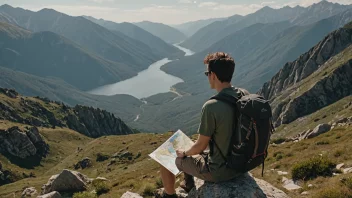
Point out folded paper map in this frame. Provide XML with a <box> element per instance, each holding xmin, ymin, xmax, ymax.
<box><xmin>149</xmin><ymin>129</ymin><xmax>195</xmax><ymax>175</ymax></box>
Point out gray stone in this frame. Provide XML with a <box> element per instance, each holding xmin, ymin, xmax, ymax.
<box><xmin>307</xmin><ymin>124</ymin><xmax>331</xmax><ymax>139</ymax></box>
<box><xmin>282</xmin><ymin>177</ymin><xmax>301</xmax><ymax>191</ymax></box>
<box><xmin>120</xmin><ymin>191</ymin><xmax>143</xmax><ymax>198</ymax></box>
<box><xmin>277</xmin><ymin>171</ymin><xmax>288</xmax><ymax>175</ymax></box>
<box><xmin>41</xmin><ymin>169</ymin><xmax>92</xmax><ymax>194</ymax></box>
<box><xmin>343</xmin><ymin>167</ymin><xmax>352</xmax><ymax>174</ymax></box>
<box><xmin>180</xmin><ymin>173</ymin><xmax>289</xmax><ymax>198</ymax></box>
<box><xmin>301</xmin><ymin>191</ymin><xmax>309</xmax><ymax>195</ymax></box>
<box><xmin>37</xmin><ymin>191</ymin><xmax>61</xmax><ymax>198</ymax></box>
<box><xmin>336</xmin><ymin>163</ymin><xmax>345</xmax><ymax>170</ymax></box>
<box><xmin>22</xmin><ymin>187</ymin><xmax>38</xmax><ymax>197</ymax></box>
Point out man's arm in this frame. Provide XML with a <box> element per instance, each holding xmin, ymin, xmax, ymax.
<box><xmin>176</xmin><ymin>134</ymin><xmax>211</xmax><ymax>157</ymax></box>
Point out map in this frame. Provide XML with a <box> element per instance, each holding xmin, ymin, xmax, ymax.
<box><xmin>149</xmin><ymin>130</ymin><xmax>195</xmax><ymax>175</ymax></box>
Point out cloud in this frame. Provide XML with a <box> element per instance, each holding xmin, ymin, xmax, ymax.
<box><xmin>178</xmin><ymin>0</ymin><xmax>194</xmax><ymax>3</ymax></box>
<box><xmin>198</xmin><ymin>2</ymin><xmax>219</xmax><ymax>7</ymax></box>
<box><xmin>87</xmin><ymin>0</ymin><xmax>114</xmax><ymax>3</ymax></box>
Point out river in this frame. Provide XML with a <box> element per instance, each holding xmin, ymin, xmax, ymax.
<box><xmin>88</xmin><ymin>44</ymin><xmax>194</xmax><ymax>99</ymax></box>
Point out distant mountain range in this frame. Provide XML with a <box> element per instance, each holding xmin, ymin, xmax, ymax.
<box><xmin>134</xmin><ymin>21</ymin><xmax>187</xmax><ymax>44</ymax></box>
<box><xmin>83</xmin><ymin>16</ymin><xmax>184</xmax><ymax>59</ymax></box>
<box><xmin>0</xmin><ymin>4</ymin><xmax>164</xmax><ymax>71</ymax></box>
<box><xmin>0</xmin><ymin>22</ymin><xmax>137</xmax><ymax>91</ymax></box>
<box><xmin>171</xmin><ymin>17</ymin><xmax>226</xmax><ymax>37</ymax></box>
<box><xmin>181</xmin><ymin>1</ymin><xmax>352</xmax><ymax>52</ymax></box>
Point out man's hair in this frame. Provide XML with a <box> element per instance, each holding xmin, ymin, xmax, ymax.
<box><xmin>204</xmin><ymin>52</ymin><xmax>235</xmax><ymax>83</ymax></box>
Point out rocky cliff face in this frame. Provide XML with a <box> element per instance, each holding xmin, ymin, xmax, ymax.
<box><xmin>259</xmin><ymin>25</ymin><xmax>352</xmax><ymax>100</ymax></box>
<box><xmin>271</xmin><ymin>46</ymin><xmax>352</xmax><ymax>127</ymax></box>
<box><xmin>0</xmin><ymin>126</ymin><xmax>49</xmax><ymax>159</ymax></box>
<box><xmin>0</xmin><ymin>88</ymin><xmax>134</xmax><ymax>138</ymax></box>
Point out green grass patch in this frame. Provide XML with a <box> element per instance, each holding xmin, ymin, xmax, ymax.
<box><xmin>291</xmin><ymin>157</ymin><xmax>336</xmax><ymax>181</ymax></box>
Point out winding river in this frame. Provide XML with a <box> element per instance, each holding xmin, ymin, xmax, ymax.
<box><xmin>88</xmin><ymin>44</ymin><xmax>194</xmax><ymax>99</ymax></box>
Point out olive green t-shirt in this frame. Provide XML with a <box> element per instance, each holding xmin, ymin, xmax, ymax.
<box><xmin>198</xmin><ymin>87</ymin><xmax>243</xmax><ymax>182</ymax></box>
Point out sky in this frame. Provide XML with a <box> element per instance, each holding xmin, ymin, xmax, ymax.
<box><xmin>1</xmin><ymin>0</ymin><xmax>352</xmax><ymax>24</ymax></box>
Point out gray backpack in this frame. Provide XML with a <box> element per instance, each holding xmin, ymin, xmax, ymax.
<box><xmin>210</xmin><ymin>88</ymin><xmax>274</xmax><ymax>176</ymax></box>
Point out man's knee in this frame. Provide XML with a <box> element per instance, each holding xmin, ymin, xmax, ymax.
<box><xmin>175</xmin><ymin>157</ymin><xmax>184</xmax><ymax>171</ymax></box>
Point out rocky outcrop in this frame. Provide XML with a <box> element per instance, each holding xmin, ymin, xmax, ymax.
<box><xmin>41</xmin><ymin>169</ymin><xmax>92</xmax><ymax>195</ymax></box>
<box><xmin>21</xmin><ymin>187</ymin><xmax>38</xmax><ymax>197</ymax></box>
<box><xmin>0</xmin><ymin>88</ymin><xmax>135</xmax><ymax>138</ymax></box>
<box><xmin>121</xmin><ymin>191</ymin><xmax>143</xmax><ymax>198</ymax></box>
<box><xmin>273</xmin><ymin>59</ymin><xmax>352</xmax><ymax>126</ymax></box>
<box><xmin>74</xmin><ymin>157</ymin><xmax>92</xmax><ymax>170</ymax></box>
<box><xmin>259</xmin><ymin>25</ymin><xmax>352</xmax><ymax>100</ymax></box>
<box><xmin>37</xmin><ymin>191</ymin><xmax>62</xmax><ymax>198</ymax></box>
<box><xmin>0</xmin><ymin>88</ymin><xmax>18</xmax><ymax>98</ymax></box>
<box><xmin>66</xmin><ymin>105</ymin><xmax>134</xmax><ymax>138</ymax></box>
<box><xmin>157</xmin><ymin>173</ymin><xmax>289</xmax><ymax>198</ymax></box>
<box><xmin>0</xmin><ymin>126</ymin><xmax>49</xmax><ymax>159</ymax></box>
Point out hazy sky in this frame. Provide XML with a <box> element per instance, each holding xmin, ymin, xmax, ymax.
<box><xmin>1</xmin><ymin>0</ymin><xmax>351</xmax><ymax>24</ymax></box>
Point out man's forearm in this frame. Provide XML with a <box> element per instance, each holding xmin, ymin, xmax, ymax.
<box><xmin>185</xmin><ymin>143</ymin><xmax>204</xmax><ymax>156</ymax></box>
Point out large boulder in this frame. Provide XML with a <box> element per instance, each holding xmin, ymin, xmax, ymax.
<box><xmin>37</xmin><ymin>191</ymin><xmax>62</xmax><ymax>198</ymax></box>
<box><xmin>307</xmin><ymin>124</ymin><xmax>331</xmax><ymax>139</ymax></box>
<box><xmin>185</xmin><ymin>174</ymin><xmax>289</xmax><ymax>198</ymax></box>
<box><xmin>41</xmin><ymin>169</ymin><xmax>92</xmax><ymax>194</ymax></box>
<box><xmin>155</xmin><ymin>173</ymin><xmax>289</xmax><ymax>198</ymax></box>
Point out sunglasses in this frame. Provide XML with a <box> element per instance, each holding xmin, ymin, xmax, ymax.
<box><xmin>204</xmin><ymin>71</ymin><xmax>211</xmax><ymax>76</ymax></box>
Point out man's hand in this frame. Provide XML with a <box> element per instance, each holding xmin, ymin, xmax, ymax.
<box><xmin>176</xmin><ymin>149</ymin><xmax>185</xmax><ymax>158</ymax></box>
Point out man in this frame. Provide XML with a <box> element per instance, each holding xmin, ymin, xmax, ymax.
<box><xmin>156</xmin><ymin>52</ymin><xmax>247</xmax><ymax>198</ymax></box>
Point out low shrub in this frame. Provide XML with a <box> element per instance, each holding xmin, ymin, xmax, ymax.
<box><xmin>312</xmin><ymin>186</ymin><xmax>352</xmax><ymax>198</ymax></box>
<box><xmin>291</xmin><ymin>157</ymin><xmax>336</xmax><ymax>181</ymax></box>
<box><xmin>142</xmin><ymin>183</ymin><xmax>156</xmax><ymax>196</ymax></box>
<box><xmin>270</xmin><ymin>137</ymin><xmax>286</xmax><ymax>144</ymax></box>
<box><xmin>92</xmin><ymin>180</ymin><xmax>111</xmax><ymax>195</ymax></box>
<box><xmin>73</xmin><ymin>191</ymin><xmax>97</xmax><ymax>198</ymax></box>
<box><xmin>155</xmin><ymin>178</ymin><xmax>163</xmax><ymax>189</ymax></box>
<box><xmin>96</xmin><ymin>153</ymin><xmax>109</xmax><ymax>162</ymax></box>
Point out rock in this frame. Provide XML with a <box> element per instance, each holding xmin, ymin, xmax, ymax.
<box><xmin>301</xmin><ymin>191</ymin><xmax>309</xmax><ymax>195</ymax></box>
<box><xmin>277</xmin><ymin>171</ymin><xmax>288</xmax><ymax>175</ymax></box>
<box><xmin>308</xmin><ymin>184</ymin><xmax>313</xmax><ymax>188</ymax></box>
<box><xmin>75</xmin><ymin>157</ymin><xmax>92</xmax><ymax>169</ymax></box>
<box><xmin>170</xmin><ymin>173</ymin><xmax>289</xmax><ymax>198</ymax></box>
<box><xmin>343</xmin><ymin>167</ymin><xmax>352</xmax><ymax>174</ymax></box>
<box><xmin>336</xmin><ymin>163</ymin><xmax>345</xmax><ymax>170</ymax></box>
<box><xmin>120</xmin><ymin>191</ymin><xmax>143</xmax><ymax>198</ymax></box>
<box><xmin>37</xmin><ymin>191</ymin><xmax>62</xmax><ymax>198</ymax></box>
<box><xmin>307</xmin><ymin>124</ymin><xmax>331</xmax><ymax>139</ymax></box>
<box><xmin>108</xmin><ymin>159</ymin><xmax>116</xmax><ymax>166</ymax></box>
<box><xmin>21</xmin><ymin>187</ymin><xmax>38</xmax><ymax>197</ymax></box>
<box><xmin>41</xmin><ymin>169</ymin><xmax>92</xmax><ymax>194</ymax></box>
<box><xmin>282</xmin><ymin>177</ymin><xmax>301</xmax><ymax>191</ymax></box>
<box><xmin>0</xmin><ymin>88</ymin><xmax>18</xmax><ymax>98</ymax></box>
<box><xmin>0</xmin><ymin>126</ymin><xmax>48</xmax><ymax>159</ymax></box>
<box><xmin>65</xmin><ymin>105</ymin><xmax>134</xmax><ymax>138</ymax></box>
<box><xmin>95</xmin><ymin>177</ymin><xmax>108</xmax><ymax>182</ymax></box>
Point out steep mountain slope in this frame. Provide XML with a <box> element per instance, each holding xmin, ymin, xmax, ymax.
<box><xmin>134</xmin><ymin>21</ymin><xmax>187</xmax><ymax>44</ymax></box>
<box><xmin>0</xmin><ymin>5</ymin><xmax>159</xmax><ymax>71</ymax></box>
<box><xmin>84</xmin><ymin>16</ymin><xmax>184</xmax><ymax>58</ymax></box>
<box><xmin>172</xmin><ymin>17</ymin><xmax>225</xmax><ymax>37</ymax></box>
<box><xmin>181</xmin><ymin>1</ymin><xmax>352</xmax><ymax>52</ymax></box>
<box><xmin>234</xmin><ymin>9</ymin><xmax>352</xmax><ymax>91</ymax></box>
<box><xmin>267</xmin><ymin>43</ymin><xmax>352</xmax><ymax>127</ymax></box>
<box><xmin>259</xmin><ymin>22</ymin><xmax>352</xmax><ymax>100</ymax></box>
<box><xmin>0</xmin><ymin>22</ymin><xmax>135</xmax><ymax>91</ymax></box>
<box><xmin>0</xmin><ymin>88</ymin><xmax>134</xmax><ymax>137</ymax></box>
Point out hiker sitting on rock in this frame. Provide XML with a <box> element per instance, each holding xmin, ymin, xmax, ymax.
<box><xmin>156</xmin><ymin>52</ymin><xmax>250</xmax><ymax>198</ymax></box>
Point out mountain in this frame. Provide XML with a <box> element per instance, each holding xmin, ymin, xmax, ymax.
<box><xmin>134</xmin><ymin>21</ymin><xmax>187</xmax><ymax>44</ymax></box>
<box><xmin>83</xmin><ymin>16</ymin><xmax>184</xmax><ymax>58</ymax></box>
<box><xmin>0</xmin><ymin>66</ymin><xmax>143</xmax><ymax>125</ymax></box>
<box><xmin>235</xmin><ymin>9</ymin><xmax>352</xmax><ymax>92</ymax></box>
<box><xmin>0</xmin><ymin>5</ymin><xmax>160</xmax><ymax>72</ymax></box>
<box><xmin>130</xmin><ymin>11</ymin><xmax>352</xmax><ymax>133</ymax></box>
<box><xmin>258</xmin><ymin>22</ymin><xmax>352</xmax><ymax>127</ymax></box>
<box><xmin>0</xmin><ymin>88</ymin><xmax>134</xmax><ymax>138</ymax></box>
<box><xmin>172</xmin><ymin>17</ymin><xmax>226</xmax><ymax>37</ymax></box>
<box><xmin>0</xmin><ymin>22</ymin><xmax>136</xmax><ymax>91</ymax></box>
<box><xmin>181</xmin><ymin>1</ymin><xmax>352</xmax><ymax>52</ymax></box>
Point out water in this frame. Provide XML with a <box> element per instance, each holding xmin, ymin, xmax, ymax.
<box><xmin>88</xmin><ymin>44</ymin><xmax>194</xmax><ymax>99</ymax></box>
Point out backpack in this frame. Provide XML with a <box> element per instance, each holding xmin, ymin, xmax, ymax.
<box><xmin>210</xmin><ymin>88</ymin><xmax>274</xmax><ymax>176</ymax></box>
